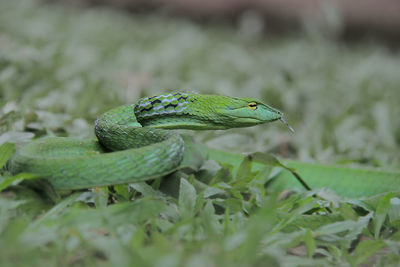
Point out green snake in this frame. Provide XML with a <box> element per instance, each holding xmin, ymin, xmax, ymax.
<box><xmin>8</xmin><ymin>92</ymin><xmax>400</xmax><ymax>198</ymax></box>
<box><xmin>8</xmin><ymin>93</ymin><xmax>287</xmax><ymax>189</ymax></box>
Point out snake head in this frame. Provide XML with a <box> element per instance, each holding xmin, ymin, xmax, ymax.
<box><xmin>206</xmin><ymin>95</ymin><xmax>293</xmax><ymax>132</ymax></box>
<box><xmin>221</xmin><ymin>97</ymin><xmax>282</xmax><ymax>124</ymax></box>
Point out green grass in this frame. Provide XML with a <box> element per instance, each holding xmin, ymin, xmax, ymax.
<box><xmin>1</xmin><ymin>0</ymin><xmax>400</xmax><ymax>266</ymax></box>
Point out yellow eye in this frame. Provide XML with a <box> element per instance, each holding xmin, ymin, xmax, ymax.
<box><xmin>247</xmin><ymin>102</ymin><xmax>257</xmax><ymax>110</ymax></box>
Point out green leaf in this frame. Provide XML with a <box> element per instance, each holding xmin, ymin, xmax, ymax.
<box><xmin>210</xmin><ymin>164</ymin><xmax>233</xmax><ymax>185</ymax></box>
<box><xmin>178</xmin><ymin>178</ymin><xmax>197</xmax><ymax>218</ymax></box>
<box><xmin>201</xmin><ymin>201</ymin><xmax>220</xmax><ymax>236</ymax></box>
<box><xmin>0</xmin><ymin>142</ymin><xmax>14</xmax><ymax>168</ymax></box>
<box><xmin>373</xmin><ymin>192</ymin><xmax>393</xmax><ymax>239</ymax></box>
<box><xmin>130</xmin><ymin>226</ymin><xmax>146</xmax><ymax>249</ymax></box>
<box><xmin>203</xmin><ymin>187</ymin><xmax>225</xmax><ymax>198</ymax></box>
<box><xmin>316</xmin><ymin>213</ymin><xmax>372</xmax><ymax>247</ymax></box>
<box><xmin>31</xmin><ymin>192</ymin><xmax>84</xmax><ymax>225</ymax></box>
<box><xmin>247</xmin><ymin>152</ymin><xmax>286</xmax><ymax>168</ymax></box>
<box><xmin>248</xmin><ymin>152</ymin><xmax>311</xmax><ymax>191</ymax></box>
<box><xmin>353</xmin><ymin>240</ymin><xmax>386</xmax><ymax>265</ymax></box>
<box><xmin>113</xmin><ymin>184</ymin><xmax>130</xmax><ymax>200</ymax></box>
<box><xmin>93</xmin><ymin>186</ymin><xmax>109</xmax><ymax>209</ymax></box>
<box><xmin>194</xmin><ymin>189</ymin><xmax>205</xmax><ymax>214</ymax></box>
<box><xmin>388</xmin><ymin>197</ymin><xmax>400</xmax><ymax>222</ymax></box>
<box><xmin>339</xmin><ymin>202</ymin><xmax>358</xmax><ymax>221</ymax></box>
<box><xmin>130</xmin><ymin>182</ymin><xmax>159</xmax><ymax>197</ymax></box>
<box><xmin>223</xmin><ymin>206</ymin><xmax>231</xmax><ymax>235</ymax></box>
<box><xmin>204</xmin><ymin>147</ymin><xmax>400</xmax><ymax>198</ymax></box>
<box><xmin>224</xmin><ymin>198</ymin><xmax>243</xmax><ymax>213</ymax></box>
<box><xmin>236</xmin><ymin>156</ymin><xmax>252</xmax><ymax>181</ymax></box>
<box><xmin>0</xmin><ymin>173</ymin><xmax>39</xmax><ymax>192</ymax></box>
<box><xmin>326</xmin><ymin>244</ymin><xmax>342</xmax><ymax>262</ymax></box>
<box><xmin>0</xmin><ymin>198</ymin><xmax>26</xmax><ymax>233</ymax></box>
<box><xmin>304</xmin><ymin>229</ymin><xmax>316</xmax><ymax>258</ymax></box>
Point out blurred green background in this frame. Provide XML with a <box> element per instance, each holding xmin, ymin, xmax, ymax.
<box><xmin>1</xmin><ymin>0</ymin><xmax>399</xmax><ymax>170</ymax></box>
<box><xmin>1</xmin><ymin>1</ymin><xmax>400</xmax><ymax>266</ymax></box>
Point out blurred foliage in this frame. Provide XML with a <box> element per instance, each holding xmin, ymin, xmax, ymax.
<box><xmin>1</xmin><ymin>0</ymin><xmax>400</xmax><ymax>266</ymax></box>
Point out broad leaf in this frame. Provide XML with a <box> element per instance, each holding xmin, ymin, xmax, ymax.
<box><xmin>178</xmin><ymin>178</ymin><xmax>197</xmax><ymax>218</ymax></box>
<box><xmin>0</xmin><ymin>142</ymin><xmax>14</xmax><ymax>168</ymax></box>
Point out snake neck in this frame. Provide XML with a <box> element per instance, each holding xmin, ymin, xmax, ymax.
<box><xmin>134</xmin><ymin>92</ymin><xmax>212</xmax><ymax>129</ymax></box>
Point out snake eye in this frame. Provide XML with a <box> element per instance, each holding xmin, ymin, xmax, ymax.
<box><xmin>247</xmin><ymin>102</ymin><xmax>257</xmax><ymax>110</ymax></box>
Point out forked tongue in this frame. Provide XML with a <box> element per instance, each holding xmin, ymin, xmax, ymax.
<box><xmin>280</xmin><ymin>116</ymin><xmax>295</xmax><ymax>133</ymax></box>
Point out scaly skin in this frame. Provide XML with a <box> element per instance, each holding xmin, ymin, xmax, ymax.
<box><xmin>8</xmin><ymin>93</ymin><xmax>283</xmax><ymax>189</ymax></box>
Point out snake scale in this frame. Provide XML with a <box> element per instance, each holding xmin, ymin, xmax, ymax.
<box><xmin>8</xmin><ymin>93</ymin><xmax>288</xmax><ymax>189</ymax></box>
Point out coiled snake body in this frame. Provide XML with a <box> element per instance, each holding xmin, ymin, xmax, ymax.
<box><xmin>9</xmin><ymin>93</ymin><xmax>284</xmax><ymax>189</ymax></box>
